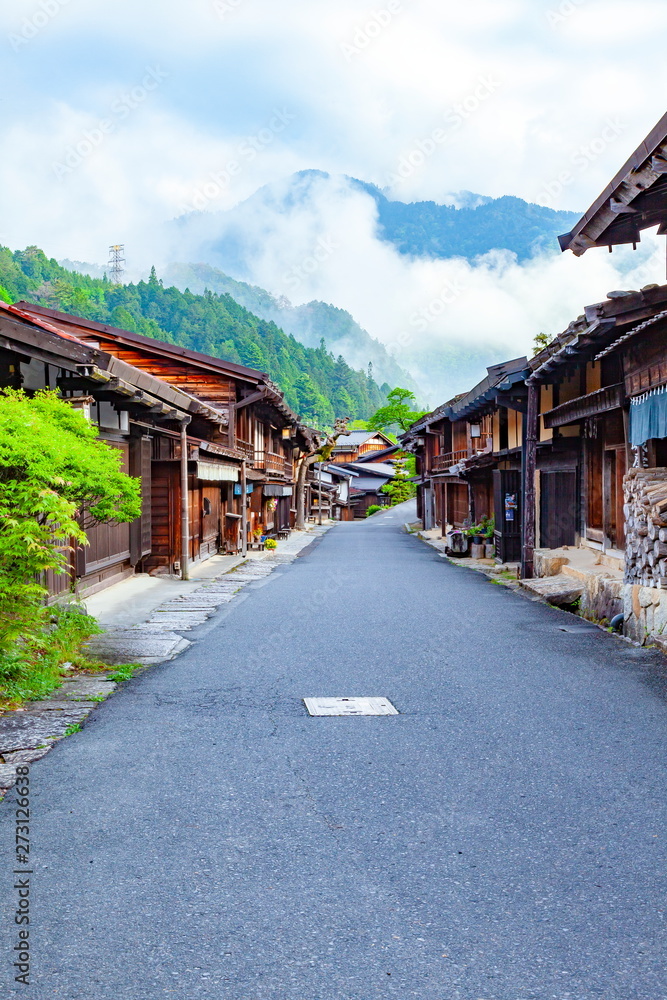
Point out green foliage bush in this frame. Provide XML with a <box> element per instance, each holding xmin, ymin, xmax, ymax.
<box><xmin>366</xmin><ymin>505</ymin><xmax>383</xmax><ymax>517</ymax></box>
<box><xmin>464</xmin><ymin>516</ymin><xmax>495</xmax><ymax>540</ymax></box>
<box><xmin>0</xmin><ymin>604</ymin><xmax>102</xmax><ymax>707</ymax></box>
<box><xmin>367</xmin><ymin>387</ymin><xmax>428</xmax><ymax>434</ymax></box>
<box><xmin>0</xmin><ymin>389</ymin><xmax>141</xmax><ymax>654</ymax></box>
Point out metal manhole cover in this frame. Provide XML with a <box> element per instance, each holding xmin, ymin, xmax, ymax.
<box><xmin>304</xmin><ymin>697</ymin><xmax>399</xmax><ymax>717</ymax></box>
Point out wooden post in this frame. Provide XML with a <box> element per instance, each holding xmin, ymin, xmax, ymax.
<box><xmin>318</xmin><ymin>462</ymin><xmax>323</xmax><ymax>525</ymax></box>
<box><xmin>521</xmin><ymin>382</ymin><xmax>539</xmax><ymax>579</ymax></box>
<box><xmin>180</xmin><ymin>417</ymin><xmax>191</xmax><ymax>581</ymax></box>
<box><xmin>241</xmin><ymin>459</ymin><xmax>248</xmax><ymax>559</ymax></box>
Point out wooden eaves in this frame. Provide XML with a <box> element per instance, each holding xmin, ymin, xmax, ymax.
<box><xmin>14</xmin><ymin>302</ymin><xmax>269</xmax><ymax>384</ymax></box>
<box><xmin>559</xmin><ymin>111</ymin><xmax>667</xmax><ymax>255</ymax></box>
<box><xmin>447</xmin><ymin>357</ymin><xmax>530</xmax><ymax>421</ymax></box>
<box><xmin>528</xmin><ymin>282</ymin><xmax>667</xmax><ymax>385</ymax></box>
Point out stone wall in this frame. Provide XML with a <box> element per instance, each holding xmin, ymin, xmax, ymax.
<box><xmin>623</xmin><ymin>582</ymin><xmax>667</xmax><ymax>644</ymax></box>
<box><xmin>623</xmin><ymin>468</ymin><xmax>667</xmax><ymax>642</ymax></box>
<box><xmin>624</xmin><ymin>467</ymin><xmax>667</xmax><ymax>588</ymax></box>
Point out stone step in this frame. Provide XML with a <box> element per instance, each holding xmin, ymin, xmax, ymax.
<box><xmin>652</xmin><ymin>635</ymin><xmax>667</xmax><ymax>656</ymax></box>
<box><xmin>519</xmin><ymin>574</ymin><xmax>583</xmax><ymax>605</ymax></box>
<box><xmin>562</xmin><ymin>564</ymin><xmax>622</xmax><ymax>583</ymax></box>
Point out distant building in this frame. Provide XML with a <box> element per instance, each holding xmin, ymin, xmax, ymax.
<box><xmin>330</xmin><ymin>430</ymin><xmax>396</xmax><ymax>464</ymax></box>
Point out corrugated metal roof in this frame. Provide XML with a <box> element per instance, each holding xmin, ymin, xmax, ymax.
<box><xmin>338</xmin><ymin>462</ymin><xmax>396</xmax><ymax>477</ymax></box>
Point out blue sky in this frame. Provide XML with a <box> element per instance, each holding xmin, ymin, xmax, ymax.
<box><xmin>2</xmin><ymin>0</ymin><xmax>667</xmax><ymax>260</ymax></box>
<box><xmin>1</xmin><ymin>0</ymin><xmax>666</xmax><ymax>396</ymax></box>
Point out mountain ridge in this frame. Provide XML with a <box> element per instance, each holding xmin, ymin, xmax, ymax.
<box><xmin>162</xmin><ymin>261</ymin><xmax>418</xmax><ymax>395</ymax></box>
<box><xmin>0</xmin><ymin>245</ymin><xmax>390</xmax><ymax>427</ymax></box>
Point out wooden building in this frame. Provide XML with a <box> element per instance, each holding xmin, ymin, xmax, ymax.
<box><xmin>399</xmin><ymin>112</ymin><xmax>667</xmax><ymax>644</ymax></box>
<box><xmin>330</xmin><ymin>430</ymin><xmax>395</xmax><ymax>464</ymax></box>
<box><xmin>0</xmin><ymin>302</ymin><xmax>210</xmax><ymax>594</ymax></box>
<box><xmin>402</xmin><ymin>358</ymin><xmax>529</xmax><ymax>558</ymax></box>
<box><xmin>309</xmin><ymin>464</ymin><xmax>358</xmax><ymax>521</ymax></box>
<box><xmin>3</xmin><ymin>301</ymin><xmax>311</xmax><ymax>597</ymax></box>
<box><xmin>331</xmin><ymin>461</ymin><xmax>397</xmax><ymax>517</ymax></box>
<box><xmin>527</xmin><ymin>110</ymin><xmax>667</xmax><ymax>639</ymax></box>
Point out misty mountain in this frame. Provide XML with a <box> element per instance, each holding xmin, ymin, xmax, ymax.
<box><xmin>163</xmin><ymin>171</ymin><xmax>581</xmax><ymax>403</ymax></box>
<box><xmin>346</xmin><ymin>177</ymin><xmax>580</xmax><ymax>261</ymax></box>
<box><xmin>163</xmin><ymin>261</ymin><xmax>418</xmax><ymax>395</ymax></box>
<box><xmin>171</xmin><ymin>170</ymin><xmax>580</xmax><ymax>275</ymax></box>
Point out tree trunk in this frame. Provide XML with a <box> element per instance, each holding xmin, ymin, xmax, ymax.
<box><xmin>295</xmin><ymin>453</ymin><xmax>318</xmax><ymax>530</ymax></box>
<box><xmin>294</xmin><ymin>418</ymin><xmax>349</xmax><ymax>531</ymax></box>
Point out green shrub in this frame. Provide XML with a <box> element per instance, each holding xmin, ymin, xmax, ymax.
<box><xmin>0</xmin><ymin>389</ymin><xmax>141</xmax><ymax>653</ymax></box>
<box><xmin>366</xmin><ymin>505</ymin><xmax>383</xmax><ymax>517</ymax></box>
<box><xmin>0</xmin><ymin>604</ymin><xmax>102</xmax><ymax>707</ymax></box>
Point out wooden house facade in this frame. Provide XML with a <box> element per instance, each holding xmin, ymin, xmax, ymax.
<box><xmin>399</xmin><ymin>112</ymin><xmax>667</xmax><ymax>646</ymax></box>
<box><xmin>3</xmin><ymin>301</ymin><xmax>312</xmax><ymax>598</ymax></box>
<box><xmin>401</xmin><ymin>108</ymin><xmax>667</xmax><ymax>645</ymax></box>
<box><xmin>403</xmin><ymin>358</ymin><xmax>529</xmax><ymax>557</ymax></box>
<box><xmin>330</xmin><ymin>430</ymin><xmax>395</xmax><ymax>464</ymax></box>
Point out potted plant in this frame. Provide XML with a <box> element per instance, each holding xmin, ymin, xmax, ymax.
<box><xmin>464</xmin><ymin>522</ymin><xmax>485</xmax><ymax>544</ymax></box>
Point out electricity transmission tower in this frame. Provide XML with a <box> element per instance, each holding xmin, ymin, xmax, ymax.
<box><xmin>108</xmin><ymin>245</ymin><xmax>125</xmax><ymax>284</ymax></box>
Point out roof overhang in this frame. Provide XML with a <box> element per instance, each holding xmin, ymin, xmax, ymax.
<box><xmin>449</xmin><ymin>361</ymin><xmax>530</xmax><ymax>421</ymax></box>
<box><xmin>559</xmin><ymin>112</ymin><xmax>667</xmax><ymax>255</ymax></box>
<box><xmin>528</xmin><ymin>282</ymin><xmax>667</xmax><ymax>384</ymax></box>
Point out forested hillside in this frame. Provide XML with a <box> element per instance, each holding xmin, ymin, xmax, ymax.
<box><xmin>163</xmin><ymin>261</ymin><xmax>417</xmax><ymax>393</ymax></box>
<box><xmin>348</xmin><ymin>179</ymin><xmax>580</xmax><ymax>261</ymax></box>
<box><xmin>0</xmin><ymin>246</ymin><xmax>389</xmax><ymax>426</ymax></box>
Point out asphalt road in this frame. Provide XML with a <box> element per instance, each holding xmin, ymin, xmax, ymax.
<box><xmin>2</xmin><ymin>501</ymin><xmax>667</xmax><ymax>999</ymax></box>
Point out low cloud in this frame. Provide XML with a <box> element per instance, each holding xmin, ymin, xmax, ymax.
<box><xmin>172</xmin><ymin>173</ymin><xmax>663</xmax><ymax>403</ymax></box>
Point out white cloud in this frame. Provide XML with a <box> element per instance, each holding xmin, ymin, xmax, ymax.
<box><xmin>176</xmin><ymin>174</ymin><xmax>665</xmax><ymax>400</ymax></box>
<box><xmin>1</xmin><ymin>0</ymin><xmax>665</xmax><ymax>400</ymax></box>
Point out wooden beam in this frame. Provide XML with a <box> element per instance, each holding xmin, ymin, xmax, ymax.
<box><xmin>495</xmin><ymin>393</ymin><xmax>528</xmax><ymax>414</ymax></box>
<box><xmin>0</xmin><ymin>315</ymin><xmax>96</xmax><ymax>365</ymax></box>
<box><xmin>521</xmin><ymin>383</ymin><xmax>539</xmax><ymax>580</ymax></box>
<box><xmin>233</xmin><ymin>388</ymin><xmax>267</xmax><ymax>411</ymax></box>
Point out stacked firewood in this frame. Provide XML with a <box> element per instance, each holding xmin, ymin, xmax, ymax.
<box><xmin>624</xmin><ymin>468</ymin><xmax>667</xmax><ymax>587</ymax></box>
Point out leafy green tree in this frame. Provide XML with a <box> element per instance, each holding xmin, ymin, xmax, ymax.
<box><xmin>367</xmin><ymin>387</ymin><xmax>428</xmax><ymax>434</ymax></box>
<box><xmin>380</xmin><ymin>454</ymin><xmax>417</xmax><ymax>506</ymax></box>
<box><xmin>242</xmin><ymin>341</ymin><xmax>268</xmax><ymax>371</ymax></box>
<box><xmin>0</xmin><ymin>390</ymin><xmax>141</xmax><ymax>651</ymax></box>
